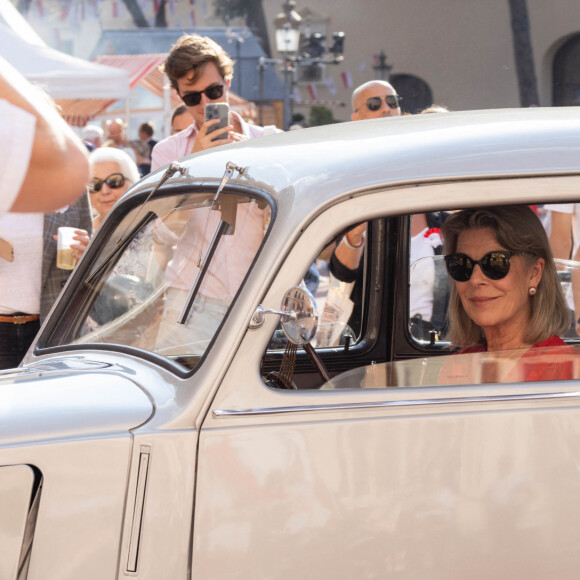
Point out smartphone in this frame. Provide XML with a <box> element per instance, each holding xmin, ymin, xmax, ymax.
<box><xmin>205</xmin><ymin>103</ymin><xmax>230</xmax><ymax>141</ymax></box>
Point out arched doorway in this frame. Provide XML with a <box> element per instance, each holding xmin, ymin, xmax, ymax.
<box><xmin>553</xmin><ymin>34</ymin><xmax>580</xmax><ymax>106</ymax></box>
<box><xmin>390</xmin><ymin>74</ymin><xmax>433</xmax><ymax>114</ymax></box>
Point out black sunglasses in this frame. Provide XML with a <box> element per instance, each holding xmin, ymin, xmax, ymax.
<box><xmin>89</xmin><ymin>173</ymin><xmax>126</xmax><ymax>194</ymax></box>
<box><xmin>365</xmin><ymin>95</ymin><xmax>402</xmax><ymax>111</ymax></box>
<box><xmin>180</xmin><ymin>83</ymin><xmax>225</xmax><ymax>107</ymax></box>
<box><xmin>444</xmin><ymin>250</ymin><xmax>533</xmax><ymax>282</ymax></box>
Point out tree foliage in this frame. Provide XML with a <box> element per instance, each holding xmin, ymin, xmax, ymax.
<box><xmin>309</xmin><ymin>106</ymin><xmax>334</xmax><ymax>127</ymax></box>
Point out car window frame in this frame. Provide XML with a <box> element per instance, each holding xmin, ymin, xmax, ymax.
<box><xmin>34</xmin><ymin>183</ymin><xmax>277</xmax><ymax>378</ymax></box>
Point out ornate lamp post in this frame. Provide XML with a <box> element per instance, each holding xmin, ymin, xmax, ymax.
<box><xmin>373</xmin><ymin>50</ymin><xmax>392</xmax><ymax>82</ymax></box>
<box><xmin>274</xmin><ymin>1</ymin><xmax>302</xmax><ymax>130</ymax></box>
<box><xmin>268</xmin><ymin>1</ymin><xmax>345</xmax><ymax>129</ymax></box>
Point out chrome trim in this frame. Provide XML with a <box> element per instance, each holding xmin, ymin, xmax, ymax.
<box><xmin>213</xmin><ymin>391</ymin><xmax>580</xmax><ymax>418</ymax></box>
<box><xmin>0</xmin><ymin>367</ymin><xmax>31</xmax><ymax>378</ymax></box>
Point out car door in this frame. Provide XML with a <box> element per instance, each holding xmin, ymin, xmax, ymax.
<box><xmin>192</xmin><ymin>176</ymin><xmax>580</xmax><ymax>579</ymax></box>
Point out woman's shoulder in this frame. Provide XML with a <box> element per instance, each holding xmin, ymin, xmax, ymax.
<box><xmin>533</xmin><ymin>335</ymin><xmax>569</xmax><ymax>348</ymax></box>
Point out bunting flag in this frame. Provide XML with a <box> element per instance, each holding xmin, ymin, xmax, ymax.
<box><xmin>294</xmin><ymin>99</ymin><xmax>345</xmax><ymax>106</ymax></box>
<box><xmin>168</xmin><ymin>0</ymin><xmax>174</xmax><ymax>14</ymax></box>
<box><xmin>60</xmin><ymin>3</ymin><xmax>68</xmax><ymax>21</ymax></box>
<box><xmin>307</xmin><ymin>84</ymin><xmax>317</xmax><ymax>100</ymax></box>
<box><xmin>324</xmin><ymin>77</ymin><xmax>337</xmax><ymax>95</ymax></box>
<box><xmin>189</xmin><ymin>9</ymin><xmax>196</xmax><ymax>26</ymax></box>
<box><xmin>112</xmin><ymin>1</ymin><xmax>118</xmax><ymax>17</ymax></box>
<box><xmin>292</xmin><ymin>86</ymin><xmax>302</xmax><ymax>104</ymax></box>
<box><xmin>341</xmin><ymin>71</ymin><xmax>352</xmax><ymax>89</ymax></box>
<box><xmin>35</xmin><ymin>0</ymin><xmax>44</xmax><ymax>17</ymax></box>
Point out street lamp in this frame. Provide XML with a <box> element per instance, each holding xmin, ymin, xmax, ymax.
<box><xmin>274</xmin><ymin>1</ymin><xmax>302</xmax><ymax>130</ymax></box>
<box><xmin>373</xmin><ymin>50</ymin><xmax>392</xmax><ymax>82</ymax></box>
<box><xmin>271</xmin><ymin>1</ymin><xmax>345</xmax><ymax>129</ymax></box>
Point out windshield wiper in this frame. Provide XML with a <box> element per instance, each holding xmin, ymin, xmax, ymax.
<box><xmin>177</xmin><ymin>162</ymin><xmax>245</xmax><ymax>324</ymax></box>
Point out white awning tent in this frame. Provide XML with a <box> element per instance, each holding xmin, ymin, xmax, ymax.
<box><xmin>0</xmin><ymin>0</ymin><xmax>129</xmax><ymax>125</ymax></box>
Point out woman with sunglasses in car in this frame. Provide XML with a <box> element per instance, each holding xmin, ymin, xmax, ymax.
<box><xmin>88</xmin><ymin>147</ymin><xmax>139</xmax><ymax>230</ymax></box>
<box><xmin>440</xmin><ymin>205</ymin><xmax>575</xmax><ymax>382</ymax></box>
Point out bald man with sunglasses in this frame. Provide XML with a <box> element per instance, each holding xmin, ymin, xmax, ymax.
<box><xmin>351</xmin><ymin>80</ymin><xmax>403</xmax><ymax>121</ymax></box>
<box><xmin>151</xmin><ymin>34</ymin><xmax>280</xmax><ymax>171</ymax></box>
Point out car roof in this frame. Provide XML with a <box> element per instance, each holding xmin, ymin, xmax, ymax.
<box><xmin>138</xmin><ymin>107</ymin><xmax>580</xmax><ymax>212</ymax></box>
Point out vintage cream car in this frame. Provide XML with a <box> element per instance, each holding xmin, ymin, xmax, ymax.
<box><xmin>4</xmin><ymin>108</ymin><xmax>580</xmax><ymax>579</ymax></box>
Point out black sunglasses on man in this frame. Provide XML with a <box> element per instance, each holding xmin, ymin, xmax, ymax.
<box><xmin>180</xmin><ymin>83</ymin><xmax>225</xmax><ymax>107</ymax></box>
<box><xmin>365</xmin><ymin>95</ymin><xmax>403</xmax><ymax>112</ymax></box>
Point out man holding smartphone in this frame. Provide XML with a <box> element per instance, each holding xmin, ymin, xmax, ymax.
<box><xmin>151</xmin><ymin>34</ymin><xmax>281</xmax><ymax>354</ymax></box>
<box><xmin>152</xmin><ymin>34</ymin><xmax>280</xmax><ymax>170</ymax></box>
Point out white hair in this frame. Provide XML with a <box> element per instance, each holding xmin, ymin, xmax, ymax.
<box><xmin>89</xmin><ymin>147</ymin><xmax>140</xmax><ymax>184</ymax></box>
<box><xmin>82</xmin><ymin>124</ymin><xmax>104</xmax><ymax>144</ymax></box>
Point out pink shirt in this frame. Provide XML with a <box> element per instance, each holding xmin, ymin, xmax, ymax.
<box><xmin>151</xmin><ymin>114</ymin><xmax>281</xmax><ymax>301</ymax></box>
<box><xmin>164</xmin><ymin>200</ymin><xmax>270</xmax><ymax>301</ymax></box>
<box><xmin>151</xmin><ymin>114</ymin><xmax>281</xmax><ymax>171</ymax></box>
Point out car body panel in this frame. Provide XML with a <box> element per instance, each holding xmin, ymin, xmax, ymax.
<box><xmin>4</xmin><ymin>108</ymin><xmax>580</xmax><ymax>578</ymax></box>
<box><xmin>195</xmin><ymin>395</ymin><xmax>580</xmax><ymax>579</ymax></box>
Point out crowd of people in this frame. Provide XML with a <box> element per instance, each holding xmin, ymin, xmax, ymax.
<box><xmin>1</xmin><ymin>32</ymin><xmax>578</xmax><ymax>376</ymax></box>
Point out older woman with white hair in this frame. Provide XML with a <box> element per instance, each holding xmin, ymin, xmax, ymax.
<box><xmin>88</xmin><ymin>147</ymin><xmax>140</xmax><ymax>229</ymax></box>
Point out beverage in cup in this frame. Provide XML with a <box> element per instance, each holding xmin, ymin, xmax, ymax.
<box><xmin>57</xmin><ymin>227</ymin><xmax>86</xmax><ymax>270</ymax></box>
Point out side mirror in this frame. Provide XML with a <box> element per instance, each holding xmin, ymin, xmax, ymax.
<box><xmin>250</xmin><ymin>285</ymin><xmax>318</xmax><ymax>344</ymax></box>
<box><xmin>279</xmin><ymin>286</ymin><xmax>318</xmax><ymax>345</ymax></box>
<box><xmin>255</xmin><ymin>286</ymin><xmax>330</xmax><ymax>388</ymax></box>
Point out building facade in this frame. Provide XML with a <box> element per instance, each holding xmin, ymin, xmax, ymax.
<box><xmin>13</xmin><ymin>0</ymin><xmax>580</xmax><ymax>124</ymax></box>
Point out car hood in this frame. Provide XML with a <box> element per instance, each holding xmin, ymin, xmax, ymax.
<box><xmin>0</xmin><ymin>362</ymin><xmax>154</xmax><ymax>446</ymax></box>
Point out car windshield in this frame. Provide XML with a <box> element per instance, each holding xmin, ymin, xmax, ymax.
<box><xmin>41</xmin><ymin>189</ymin><xmax>271</xmax><ymax>371</ymax></box>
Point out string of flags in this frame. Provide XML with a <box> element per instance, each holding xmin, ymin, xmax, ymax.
<box><xmin>24</xmin><ymin>1</ymin><xmax>369</xmax><ymax>110</ymax></box>
<box><xmin>290</xmin><ymin>66</ymin><xmax>360</xmax><ymax>107</ymax></box>
<box><xmin>27</xmin><ymin>0</ymin><xmax>209</xmax><ymax>30</ymax></box>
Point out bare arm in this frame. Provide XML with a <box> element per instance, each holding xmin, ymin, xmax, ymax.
<box><xmin>333</xmin><ymin>223</ymin><xmax>366</xmax><ymax>270</ymax></box>
<box><xmin>0</xmin><ymin>56</ymin><xmax>89</xmax><ymax>212</ymax></box>
<box><xmin>549</xmin><ymin>211</ymin><xmax>573</xmax><ymax>261</ymax></box>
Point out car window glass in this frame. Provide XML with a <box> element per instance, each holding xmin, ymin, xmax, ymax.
<box><xmin>266</xmin><ymin>225</ymin><xmax>367</xmax><ymax>352</ymax></box>
<box><xmin>42</xmin><ymin>191</ymin><xmax>271</xmax><ymax>371</ymax></box>
<box><xmin>408</xmin><ymin>205</ymin><xmax>580</xmax><ymax>348</ymax></box>
<box><xmin>264</xmin><ymin>201</ymin><xmax>580</xmax><ymax>393</ymax></box>
<box><xmin>321</xmin><ymin>344</ymin><xmax>580</xmax><ymax>390</ymax></box>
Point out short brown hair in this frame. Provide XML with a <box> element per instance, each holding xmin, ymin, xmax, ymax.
<box><xmin>441</xmin><ymin>205</ymin><xmax>570</xmax><ymax>347</ymax></box>
<box><xmin>163</xmin><ymin>34</ymin><xmax>234</xmax><ymax>91</ymax></box>
<box><xmin>138</xmin><ymin>121</ymin><xmax>154</xmax><ymax>137</ymax></box>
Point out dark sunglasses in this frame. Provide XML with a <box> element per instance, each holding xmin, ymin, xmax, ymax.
<box><xmin>365</xmin><ymin>95</ymin><xmax>402</xmax><ymax>111</ymax></box>
<box><xmin>89</xmin><ymin>173</ymin><xmax>126</xmax><ymax>194</ymax></box>
<box><xmin>180</xmin><ymin>83</ymin><xmax>224</xmax><ymax>107</ymax></box>
<box><xmin>444</xmin><ymin>250</ymin><xmax>533</xmax><ymax>282</ymax></box>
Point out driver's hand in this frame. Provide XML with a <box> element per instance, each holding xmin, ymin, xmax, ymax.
<box><xmin>191</xmin><ymin>119</ymin><xmax>234</xmax><ymax>153</ymax></box>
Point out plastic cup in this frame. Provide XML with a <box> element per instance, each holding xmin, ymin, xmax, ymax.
<box><xmin>57</xmin><ymin>227</ymin><xmax>86</xmax><ymax>270</ymax></box>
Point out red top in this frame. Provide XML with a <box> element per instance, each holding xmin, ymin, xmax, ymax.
<box><xmin>455</xmin><ymin>336</ymin><xmax>577</xmax><ymax>382</ymax></box>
